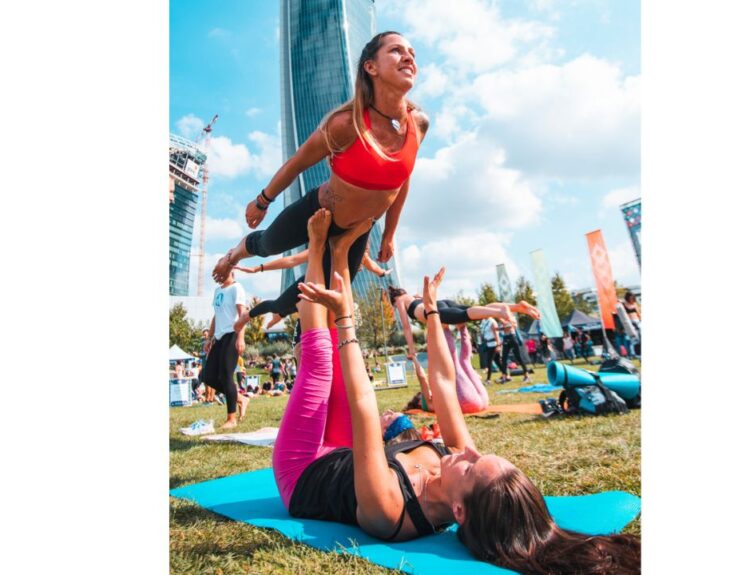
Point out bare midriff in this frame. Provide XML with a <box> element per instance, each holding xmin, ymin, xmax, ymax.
<box><xmin>319</xmin><ymin>172</ymin><xmax>401</xmax><ymax>230</ymax></box>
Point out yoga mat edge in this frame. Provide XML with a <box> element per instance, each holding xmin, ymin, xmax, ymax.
<box><xmin>170</xmin><ymin>468</ymin><xmax>640</xmax><ymax>575</ymax></box>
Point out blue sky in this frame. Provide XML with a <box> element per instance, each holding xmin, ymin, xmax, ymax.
<box><xmin>170</xmin><ymin>0</ymin><xmax>641</xmax><ymax>302</ymax></box>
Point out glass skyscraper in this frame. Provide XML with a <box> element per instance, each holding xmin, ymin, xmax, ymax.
<box><xmin>169</xmin><ymin>134</ymin><xmax>207</xmax><ymax>296</ymax></box>
<box><xmin>278</xmin><ymin>0</ymin><xmax>402</xmax><ymax>300</ymax></box>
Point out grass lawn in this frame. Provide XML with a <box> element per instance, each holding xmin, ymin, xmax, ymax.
<box><xmin>170</xmin><ymin>358</ymin><xmax>641</xmax><ymax>574</ymax></box>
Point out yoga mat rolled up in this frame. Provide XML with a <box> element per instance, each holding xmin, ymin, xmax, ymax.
<box><xmin>547</xmin><ymin>361</ymin><xmax>640</xmax><ymax>401</ymax></box>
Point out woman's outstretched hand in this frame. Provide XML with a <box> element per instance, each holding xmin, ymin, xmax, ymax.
<box><xmin>422</xmin><ymin>267</ymin><xmax>445</xmax><ymax>311</ymax></box>
<box><xmin>233</xmin><ymin>265</ymin><xmax>260</xmax><ymax>274</ymax></box>
<box><xmin>297</xmin><ymin>271</ymin><xmax>349</xmax><ymax>317</ymax></box>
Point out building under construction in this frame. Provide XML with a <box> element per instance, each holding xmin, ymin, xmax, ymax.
<box><xmin>169</xmin><ymin>133</ymin><xmax>207</xmax><ymax>296</ymax></box>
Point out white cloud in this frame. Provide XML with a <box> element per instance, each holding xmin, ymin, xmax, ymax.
<box><xmin>411</xmin><ymin>63</ymin><xmax>448</xmax><ymax>100</ymax></box>
<box><xmin>176</xmin><ymin>114</ymin><xmax>204</xmax><ymax>140</ymax></box>
<box><xmin>380</xmin><ymin>0</ymin><xmax>555</xmax><ymax>74</ymax></box>
<box><xmin>602</xmin><ymin>185</ymin><xmax>640</xmax><ymax>210</ymax></box>
<box><xmin>203</xmin><ymin>216</ymin><xmax>244</xmax><ymax>241</ymax></box>
<box><xmin>378</xmin><ymin>1</ymin><xmax>639</xmax><ymax>180</ymax></box>
<box><xmin>401</xmin><ymin>132</ymin><xmax>543</xmax><ymax>244</ymax></box>
<box><xmin>207</xmin><ymin>136</ymin><xmax>253</xmax><ymax>178</ymax></box>
<box><xmin>608</xmin><ymin>240</ymin><xmax>640</xmax><ymax>286</ymax></box>
<box><xmin>245</xmin><ymin>107</ymin><xmax>261</xmax><ymax>118</ymax></box>
<box><xmin>204</xmin><ymin>129</ymin><xmax>281</xmax><ymax>180</ymax></box>
<box><xmin>235</xmin><ymin>269</ymin><xmax>284</xmax><ymax>304</ymax></box>
<box><xmin>470</xmin><ymin>55</ymin><xmax>640</xmax><ymax>178</ymax></box>
<box><xmin>395</xmin><ymin>231</ymin><xmax>521</xmax><ymax>299</ymax></box>
<box><xmin>246</xmin><ymin>130</ymin><xmax>282</xmax><ymax>178</ymax></box>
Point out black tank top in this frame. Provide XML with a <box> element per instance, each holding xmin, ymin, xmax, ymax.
<box><xmin>288</xmin><ymin>440</ymin><xmax>451</xmax><ymax>539</ymax></box>
<box><xmin>406</xmin><ymin>298</ymin><xmax>422</xmax><ymax>321</ymax></box>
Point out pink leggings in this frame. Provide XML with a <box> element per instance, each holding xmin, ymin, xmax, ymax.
<box><xmin>272</xmin><ymin>328</ymin><xmax>353</xmax><ymax>509</ymax></box>
<box><xmin>444</xmin><ymin>326</ymin><xmax>489</xmax><ymax>413</ymax></box>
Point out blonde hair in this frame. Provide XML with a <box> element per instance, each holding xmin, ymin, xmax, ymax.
<box><xmin>319</xmin><ymin>31</ymin><xmax>419</xmax><ymax>162</ymax></box>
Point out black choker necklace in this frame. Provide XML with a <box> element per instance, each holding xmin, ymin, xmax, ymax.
<box><xmin>370</xmin><ymin>105</ymin><xmax>403</xmax><ymax>132</ymax></box>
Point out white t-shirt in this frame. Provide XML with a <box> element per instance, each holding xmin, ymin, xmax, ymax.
<box><xmin>212</xmin><ymin>282</ymin><xmax>246</xmax><ymax>340</ymax></box>
<box><xmin>480</xmin><ymin>318</ymin><xmax>498</xmax><ymax>346</ymax></box>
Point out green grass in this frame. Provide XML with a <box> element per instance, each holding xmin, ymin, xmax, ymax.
<box><xmin>170</xmin><ymin>359</ymin><xmax>640</xmax><ymax>574</ymax></box>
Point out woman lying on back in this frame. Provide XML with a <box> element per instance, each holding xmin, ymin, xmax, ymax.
<box><xmin>271</xmin><ymin>209</ymin><xmax>640</xmax><ymax>574</ymax></box>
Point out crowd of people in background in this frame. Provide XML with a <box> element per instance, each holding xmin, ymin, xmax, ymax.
<box><xmin>171</xmin><ymin>352</ymin><xmax>300</xmax><ymax>409</ymax></box>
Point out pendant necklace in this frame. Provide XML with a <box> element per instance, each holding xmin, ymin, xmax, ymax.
<box><xmin>370</xmin><ymin>105</ymin><xmax>403</xmax><ymax>132</ymax></box>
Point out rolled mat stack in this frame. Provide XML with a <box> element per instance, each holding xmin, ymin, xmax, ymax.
<box><xmin>546</xmin><ymin>361</ymin><xmax>640</xmax><ymax>401</ymax></box>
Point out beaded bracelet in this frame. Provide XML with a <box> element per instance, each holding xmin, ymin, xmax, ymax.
<box><xmin>338</xmin><ymin>337</ymin><xmax>359</xmax><ymax>349</ymax></box>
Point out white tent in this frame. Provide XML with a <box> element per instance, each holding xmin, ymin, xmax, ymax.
<box><xmin>169</xmin><ymin>344</ymin><xmax>195</xmax><ymax>362</ymax></box>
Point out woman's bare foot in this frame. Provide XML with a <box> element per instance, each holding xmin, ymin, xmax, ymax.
<box><xmin>516</xmin><ymin>300</ymin><xmax>541</xmax><ymax>319</ymax></box>
<box><xmin>329</xmin><ymin>218</ymin><xmax>374</xmax><ymax>254</ymax></box>
<box><xmin>266</xmin><ymin>313</ymin><xmax>283</xmax><ymax>329</ymax></box>
<box><xmin>238</xmin><ymin>396</ymin><xmax>249</xmax><ymax>421</ymax></box>
<box><xmin>219</xmin><ymin>419</ymin><xmax>238</xmax><ymax>430</ymax></box>
<box><xmin>307</xmin><ymin>209</ymin><xmax>332</xmax><ymax>249</ymax></box>
<box><xmin>494</xmin><ymin>304</ymin><xmax>516</xmax><ymax>325</ymax></box>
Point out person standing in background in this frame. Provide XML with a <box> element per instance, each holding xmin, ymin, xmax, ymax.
<box><xmin>479</xmin><ymin>317</ymin><xmax>501</xmax><ymax>385</ymax></box>
<box><xmin>203</xmin><ymin>270</ymin><xmax>250</xmax><ymax>429</ymax></box>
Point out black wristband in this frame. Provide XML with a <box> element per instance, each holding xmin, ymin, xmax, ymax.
<box><xmin>256</xmin><ymin>198</ymin><xmax>268</xmax><ymax>211</ymax></box>
<box><xmin>260</xmin><ymin>263</ymin><xmax>264</xmax><ymax>272</ymax></box>
<box><xmin>260</xmin><ymin>189</ymin><xmax>273</xmax><ymax>203</ymax></box>
<box><xmin>425</xmin><ymin>310</ymin><xmax>440</xmax><ymax>319</ymax></box>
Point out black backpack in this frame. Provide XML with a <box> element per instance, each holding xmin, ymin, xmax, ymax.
<box><xmin>559</xmin><ymin>378</ymin><xmax>629</xmax><ymax>416</ymax></box>
<box><xmin>598</xmin><ymin>357</ymin><xmax>641</xmax><ymax>409</ymax></box>
<box><xmin>599</xmin><ymin>357</ymin><xmax>639</xmax><ymax>376</ymax></box>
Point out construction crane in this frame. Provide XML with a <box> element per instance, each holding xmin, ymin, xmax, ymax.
<box><xmin>197</xmin><ymin>114</ymin><xmax>218</xmax><ymax>297</ymax></box>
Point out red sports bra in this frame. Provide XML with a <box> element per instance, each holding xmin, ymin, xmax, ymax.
<box><xmin>329</xmin><ymin>108</ymin><xmax>419</xmax><ymax>190</ymax></box>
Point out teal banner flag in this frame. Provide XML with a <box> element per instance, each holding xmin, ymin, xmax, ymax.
<box><xmin>530</xmin><ymin>249</ymin><xmax>563</xmax><ymax>338</ymax></box>
<box><xmin>495</xmin><ymin>264</ymin><xmax>514</xmax><ymax>302</ymax></box>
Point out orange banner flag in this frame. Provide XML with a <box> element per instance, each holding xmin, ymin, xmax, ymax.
<box><xmin>586</xmin><ymin>230</ymin><xmax>617</xmax><ymax>330</ymax></box>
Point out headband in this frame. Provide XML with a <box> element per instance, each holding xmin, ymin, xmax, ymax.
<box><xmin>383</xmin><ymin>414</ymin><xmax>415</xmax><ymax>442</ymax></box>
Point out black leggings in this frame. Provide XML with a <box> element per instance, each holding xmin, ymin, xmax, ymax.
<box><xmin>501</xmin><ymin>334</ymin><xmax>528</xmax><ymax>376</ymax></box>
<box><xmin>202</xmin><ymin>332</ymin><xmax>239</xmax><ymax>414</ymax></box>
<box><xmin>437</xmin><ymin>299</ymin><xmax>471</xmax><ymax>324</ymax></box>
<box><xmin>485</xmin><ymin>344</ymin><xmax>500</xmax><ymax>381</ymax></box>
<box><xmin>408</xmin><ymin>299</ymin><xmax>471</xmax><ymax>324</ymax></box>
<box><xmin>246</xmin><ymin>187</ymin><xmax>370</xmax><ymax>318</ymax></box>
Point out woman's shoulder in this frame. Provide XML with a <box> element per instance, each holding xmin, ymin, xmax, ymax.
<box><xmin>408</xmin><ymin>105</ymin><xmax>430</xmax><ymax>138</ymax></box>
<box><xmin>324</xmin><ymin>109</ymin><xmax>357</xmax><ymax>147</ymax></box>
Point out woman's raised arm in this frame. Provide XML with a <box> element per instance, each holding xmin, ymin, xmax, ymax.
<box><xmin>421</xmin><ymin>269</ymin><xmax>475</xmax><ymax>452</ymax></box>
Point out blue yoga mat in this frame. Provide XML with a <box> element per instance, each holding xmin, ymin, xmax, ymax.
<box><xmin>171</xmin><ymin>468</ymin><xmax>640</xmax><ymax>575</ymax></box>
<box><xmin>516</xmin><ymin>383</ymin><xmax>561</xmax><ymax>393</ymax></box>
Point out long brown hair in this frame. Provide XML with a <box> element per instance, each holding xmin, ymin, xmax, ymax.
<box><xmin>319</xmin><ymin>31</ymin><xmax>419</xmax><ymax>160</ymax></box>
<box><xmin>457</xmin><ymin>468</ymin><xmax>640</xmax><ymax>574</ymax></box>
<box><xmin>387</xmin><ymin>285</ymin><xmax>407</xmax><ymax>306</ymax></box>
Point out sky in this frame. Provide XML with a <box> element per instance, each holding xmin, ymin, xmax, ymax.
<box><xmin>170</xmin><ymin>0</ymin><xmax>641</xmax><ymax>302</ymax></box>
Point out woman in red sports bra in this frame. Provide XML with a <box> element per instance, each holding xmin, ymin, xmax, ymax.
<box><xmin>212</xmin><ymin>31</ymin><xmax>429</xmax><ymax>320</ymax></box>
